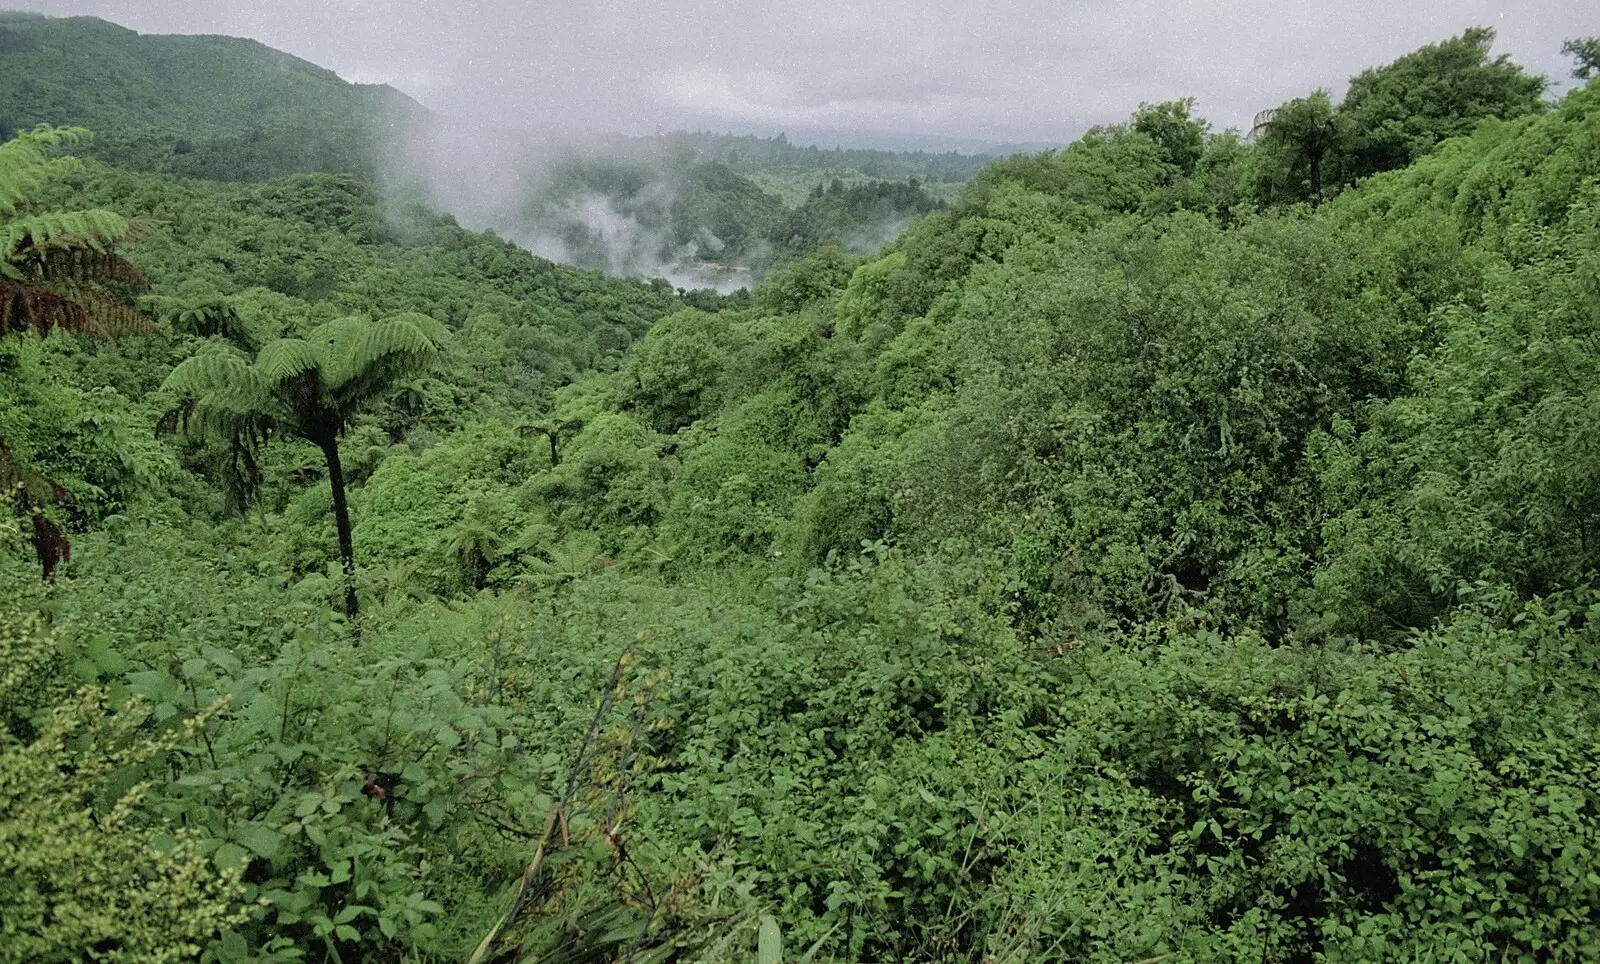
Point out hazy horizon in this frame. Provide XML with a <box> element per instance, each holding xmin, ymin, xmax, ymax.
<box><xmin>5</xmin><ymin>1</ymin><xmax>1593</xmax><ymax>150</ymax></box>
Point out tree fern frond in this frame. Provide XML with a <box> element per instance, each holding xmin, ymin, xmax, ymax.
<box><xmin>318</xmin><ymin>314</ymin><xmax>439</xmax><ymax>394</ymax></box>
<box><xmin>163</xmin><ymin>349</ymin><xmax>265</xmax><ymax>398</ymax></box>
<box><xmin>38</xmin><ymin>286</ymin><xmax>157</xmax><ymax>336</ymax></box>
<box><xmin>0</xmin><ymin>129</ymin><xmax>149</xmax><ymax>338</ymax></box>
<box><xmin>304</xmin><ymin>315</ymin><xmax>366</xmax><ymax>346</ymax></box>
<box><xmin>157</xmin><ymin>295</ymin><xmax>253</xmax><ymax>348</ymax></box>
<box><xmin>0</xmin><ymin>131</ymin><xmax>61</xmax><ymax>222</ymax></box>
<box><xmin>2</xmin><ymin>209</ymin><xmax>129</xmax><ymax>257</ymax></box>
<box><xmin>386</xmin><ymin>311</ymin><xmax>451</xmax><ymax>346</ymax></box>
<box><xmin>158</xmin><ymin>392</ymin><xmax>275</xmax><ymax>514</ymax></box>
<box><xmin>120</xmin><ymin>216</ymin><xmax>163</xmax><ymax>244</ymax></box>
<box><xmin>23</xmin><ymin>247</ymin><xmax>149</xmax><ymax>291</ymax></box>
<box><xmin>1</xmin><ymin>278</ymin><xmax>96</xmax><ymax>336</ymax></box>
<box><xmin>0</xmin><ymin>125</ymin><xmax>96</xmax><ymax>223</ymax></box>
<box><xmin>160</xmin><ymin>393</ymin><xmax>277</xmax><ymax>441</ymax></box>
<box><xmin>161</xmin><ymin>352</ymin><xmax>280</xmax><ymax>482</ymax></box>
<box><xmin>349</xmin><ymin>315</ymin><xmax>438</xmax><ymax>366</ymax></box>
<box><xmin>254</xmin><ymin>338</ymin><xmax>322</xmax><ymax>386</ymax></box>
<box><xmin>13</xmin><ymin>124</ymin><xmax>93</xmax><ymax>152</ymax></box>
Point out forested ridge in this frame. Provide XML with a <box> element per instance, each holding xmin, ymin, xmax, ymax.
<box><xmin>5</xmin><ymin>18</ymin><xmax>1600</xmax><ymax>963</ymax></box>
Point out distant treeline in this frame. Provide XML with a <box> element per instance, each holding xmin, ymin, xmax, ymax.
<box><xmin>648</xmin><ymin>129</ymin><xmax>1001</xmax><ymax>182</ymax></box>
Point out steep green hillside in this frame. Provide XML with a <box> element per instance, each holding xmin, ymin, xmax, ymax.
<box><xmin>0</xmin><ymin>12</ymin><xmax>422</xmax><ymax>179</ymax></box>
<box><xmin>0</xmin><ymin>13</ymin><xmax>420</xmax><ymax>137</ymax></box>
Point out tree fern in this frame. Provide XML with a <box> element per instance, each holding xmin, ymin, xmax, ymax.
<box><xmin>150</xmin><ymin>289</ymin><xmax>253</xmax><ymax>348</ymax></box>
<box><xmin>0</xmin><ymin>125</ymin><xmax>89</xmax><ymax>222</ymax></box>
<box><xmin>1</xmin><ymin>128</ymin><xmax>151</xmax><ymax>578</ymax></box>
<box><xmin>161</xmin><ymin>314</ymin><xmax>443</xmax><ymax>620</ymax></box>
<box><xmin>0</xmin><ymin>125</ymin><xmax>151</xmax><ymax>336</ymax></box>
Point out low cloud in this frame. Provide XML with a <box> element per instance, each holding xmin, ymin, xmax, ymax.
<box><xmin>12</xmin><ymin>0</ymin><xmax>1593</xmax><ymax>144</ymax></box>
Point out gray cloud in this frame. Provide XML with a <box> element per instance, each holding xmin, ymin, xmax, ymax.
<box><xmin>11</xmin><ymin>0</ymin><xmax>1594</xmax><ymax>145</ymax></box>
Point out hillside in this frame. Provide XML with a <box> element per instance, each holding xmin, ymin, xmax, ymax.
<box><xmin>6</xmin><ymin>18</ymin><xmax>1600</xmax><ymax>964</ymax></box>
<box><xmin>0</xmin><ymin>12</ymin><xmax>423</xmax><ymax>180</ymax></box>
<box><xmin>0</xmin><ymin>13</ymin><xmax>422</xmax><ymax>137</ymax></box>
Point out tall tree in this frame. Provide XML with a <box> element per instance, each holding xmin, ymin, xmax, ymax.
<box><xmin>160</xmin><ymin>314</ymin><xmax>442</xmax><ymax>620</ymax></box>
<box><xmin>1132</xmin><ymin>98</ymin><xmax>1208</xmax><ymax>177</ymax></box>
<box><xmin>1564</xmin><ymin>37</ymin><xmax>1600</xmax><ymax>80</ymax></box>
<box><xmin>1341</xmin><ymin>27</ymin><xmax>1545</xmax><ymax>181</ymax></box>
<box><xmin>1253</xmin><ymin>90</ymin><xmax>1348</xmax><ymax>205</ymax></box>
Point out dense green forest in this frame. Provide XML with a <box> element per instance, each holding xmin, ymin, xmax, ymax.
<box><xmin>6</xmin><ymin>17</ymin><xmax>1600</xmax><ymax>963</ymax></box>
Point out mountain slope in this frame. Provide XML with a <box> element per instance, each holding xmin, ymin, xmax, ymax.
<box><xmin>0</xmin><ymin>13</ymin><xmax>423</xmax><ymax>138</ymax></box>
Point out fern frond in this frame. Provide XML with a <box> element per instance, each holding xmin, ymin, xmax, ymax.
<box><xmin>254</xmin><ymin>338</ymin><xmax>322</xmax><ymax>386</ymax></box>
<box><xmin>22</xmin><ymin>247</ymin><xmax>149</xmax><ymax>290</ymax></box>
<box><xmin>0</xmin><ymin>127</ymin><xmax>95</xmax><ymax>226</ymax></box>
<box><xmin>163</xmin><ymin>349</ymin><xmax>265</xmax><ymax>399</ymax></box>
<box><xmin>15</xmin><ymin>124</ymin><xmax>93</xmax><ymax>152</ymax></box>
<box><xmin>159</xmin><ymin>296</ymin><xmax>252</xmax><ymax>348</ymax></box>
<box><xmin>1</xmin><ymin>280</ymin><xmax>154</xmax><ymax>337</ymax></box>
<box><xmin>42</xmin><ymin>286</ymin><xmax>156</xmax><ymax>336</ymax></box>
<box><xmin>347</xmin><ymin>315</ymin><xmax>437</xmax><ymax>368</ymax></box>
<box><xmin>2</xmin><ymin>279</ymin><xmax>82</xmax><ymax>335</ymax></box>
<box><xmin>2</xmin><ymin>209</ymin><xmax>129</xmax><ymax>257</ymax></box>
<box><xmin>0</xmin><ymin>134</ymin><xmax>53</xmax><ymax>222</ymax></box>
<box><xmin>317</xmin><ymin>314</ymin><xmax>439</xmax><ymax>394</ymax></box>
<box><xmin>387</xmin><ymin>311</ymin><xmax>451</xmax><ymax>346</ymax></box>
<box><xmin>303</xmin><ymin>314</ymin><xmax>364</xmax><ymax>352</ymax></box>
<box><xmin>160</xmin><ymin>350</ymin><xmax>280</xmax><ymax>498</ymax></box>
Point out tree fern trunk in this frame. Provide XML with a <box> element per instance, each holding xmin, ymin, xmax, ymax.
<box><xmin>320</xmin><ymin>439</ymin><xmax>359</xmax><ymax>621</ymax></box>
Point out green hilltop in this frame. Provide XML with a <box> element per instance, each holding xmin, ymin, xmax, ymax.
<box><xmin>0</xmin><ymin>12</ymin><xmax>423</xmax><ymax>137</ymax></box>
<box><xmin>0</xmin><ymin>13</ymin><xmax>424</xmax><ymax>180</ymax></box>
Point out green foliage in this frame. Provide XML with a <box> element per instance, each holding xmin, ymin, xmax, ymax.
<box><xmin>1313</xmin><ymin>88</ymin><xmax>1600</xmax><ymax>637</ymax></box>
<box><xmin>1341</xmin><ymin>27</ymin><xmax>1546</xmax><ymax>182</ymax></box>
<box><xmin>10</xmin><ymin>18</ymin><xmax>1600</xmax><ymax>964</ymax></box>
<box><xmin>1</xmin><ymin>125</ymin><xmax>150</xmax><ymax>336</ymax></box>
<box><xmin>629</xmin><ymin>309</ymin><xmax>731</xmax><ymax>432</ymax></box>
<box><xmin>0</xmin><ymin>597</ymin><xmax>244</xmax><ymax>962</ymax></box>
<box><xmin>163</xmin><ymin>312</ymin><xmax>443</xmax><ymax>617</ymax></box>
<box><xmin>1132</xmin><ymin>97</ymin><xmax>1208</xmax><ymax>175</ymax></box>
<box><xmin>984</xmin><ymin>594</ymin><xmax>1600</xmax><ymax>961</ymax></box>
<box><xmin>1566</xmin><ymin>37</ymin><xmax>1600</xmax><ymax>79</ymax></box>
<box><xmin>1253</xmin><ymin>90</ymin><xmax>1349</xmax><ymax>205</ymax></box>
<box><xmin>770</xmin><ymin>178</ymin><xmax>944</xmax><ymax>259</ymax></box>
<box><xmin>649</xmin><ymin>129</ymin><xmax>997</xmax><ymax>183</ymax></box>
<box><xmin>519</xmin><ymin>153</ymin><xmax>786</xmax><ymax>278</ymax></box>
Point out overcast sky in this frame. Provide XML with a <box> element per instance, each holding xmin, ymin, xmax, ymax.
<box><xmin>10</xmin><ymin>0</ymin><xmax>1595</xmax><ymax>147</ymax></box>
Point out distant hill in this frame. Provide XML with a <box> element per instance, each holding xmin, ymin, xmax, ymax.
<box><xmin>0</xmin><ymin>12</ymin><xmax>425</xmax><ymax>178</ymax></box>
<box><xmin>0</xmin><ymin>13</ymin><xmax>423</xmax><ymax>136</ymax></box>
